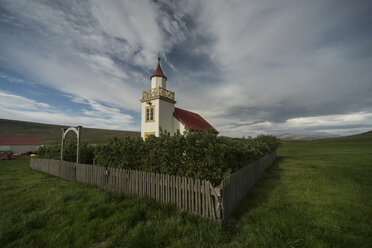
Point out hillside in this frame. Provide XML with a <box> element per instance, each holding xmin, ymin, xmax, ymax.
<box><xmin>335</xmin><ymin>130</ymin><xmax>372</xmax><ymax>140</ymax></box>
<box><xmin>277</xmin><ymin>131</ymin><xmax>372</xmax><ymax>141</ymax></box>
<box><xmin>0</xmin><ymin>119</ymin><xmax>140</xmax><ymax>145</ymax></box>
<box><xmin>308</xmin><ymin>130</ymin><xmax>372</xmax><ymax>143</ymax></box>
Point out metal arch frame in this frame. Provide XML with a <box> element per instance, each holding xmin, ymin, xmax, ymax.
<box><xmin>60</xmin><ymin>126</ymin><xmax>82</xmax><ymax>163</ymax></box>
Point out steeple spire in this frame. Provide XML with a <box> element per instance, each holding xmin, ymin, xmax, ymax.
<box><xmin>150</xmin><ymin>57</ymin><xmax>167</xmax><ymax>80</ymax></box>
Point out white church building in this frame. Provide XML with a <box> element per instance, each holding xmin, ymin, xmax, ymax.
<box><xmin>140</xmin><ymin>58</ymin><xmax>218</xmax><ymax>140</ymax></box>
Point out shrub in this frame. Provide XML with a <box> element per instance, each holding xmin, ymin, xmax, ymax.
<box><xmin>37</xmin><ymin>142</ymin><xmax>95</xmax><ymax>164</ymax></box>
<box><xmin>94</xmin><ymin>131</ymin><xmax>279</xmax><ymax>186</ymax></box>
<box><xmin>37</xmin><ymin>132</ymin><xmax>279</xmax><ymax>186</ymax></box>
<box><xmin>94</xmin><ymin>137</ymin><xmax>145</xmax><ymax>169</ymax></box>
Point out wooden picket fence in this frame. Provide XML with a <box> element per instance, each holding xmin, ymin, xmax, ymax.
<box><xmin>30</xmin><ymin>159</ymin><xmax>221</xmax><ymax>220</ymax></box>
<box><xmin>220</xmin><ymin>152</ymin><xmax>277</xmax><ymax>220</ymax></box>
<box><xmin>30</xmin><ymin>152</ymin><xmax>276</xmax><ymax>223</ymax></box>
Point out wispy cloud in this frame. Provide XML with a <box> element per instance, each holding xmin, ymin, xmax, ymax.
<box><xmin>220</xmin><ymin>112</ymin><xmax>372</xmax><ymax>137</ymax></box>
<box><xmin>0</xmin><ymin>0</ymin><xmax>188</xmax><ymax>112</ymax></box>
<box><xmin>0</xmin><ymin>73</ymin><xmax>34</xmax><ymax>85</ymax></box>
<box><xmin>0</xmin><ymin>90</ymin><xmax>136</xmax><ymax>130</ymax></box>
<box><xmin>0</xmin><ymin>0</ymin><xmax>372</xmax><ymax>136</ymax></box>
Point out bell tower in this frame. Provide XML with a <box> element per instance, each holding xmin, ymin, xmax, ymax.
<box><xmin>140</xmin><ymin>58</ymin><xmax>176</xmax><ymax>140</ymax></box>
<box><xmin>151</xmin><ymin>57</ymin><xmax>167</xmax><ymax>88</ymax></box>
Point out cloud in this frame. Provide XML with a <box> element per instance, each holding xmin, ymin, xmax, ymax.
<box><xmin>0</xmin><ymin>91</ymin><xmax>52</xmax><ymax>111</ymax></box>
<box><xmin>0</xmin><ymin>73</ymin><xmax>34</xmax><ymax>85</ymax></box>
<box><xmin>220</xmin><ymin>111</ymin><xmax>372</xmax><ymax>137</ymax></box>
<box><xmin>174</xmin><ymin>0</ymin><xmax>372</xmax><ymax>135</ymax></box>
<box><xmin>0</xmin><ymin>0</ymin><xmax>189</xmax><ymax>112</ymax></box>
<box><xmin>286</xmin><ymin>112</ymin><xmax>372</xmax><ymax>127</ymax></box>
<box><xmin>1</xmin><ymin>0</ymin><xmax>372</xmax><ymax>136</ymax></box>
<box><xmin>0</xmin><ymin>90</ymin><xmax>136</xmax><ymax>130</ymax></box>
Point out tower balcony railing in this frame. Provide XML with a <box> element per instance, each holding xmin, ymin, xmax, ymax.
<box><xmin>141</xmin><ymin>86</ymin><xmax>175</xmax><ymax>103</ymax></box>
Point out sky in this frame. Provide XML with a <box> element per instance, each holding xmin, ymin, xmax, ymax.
<box><xmin>1</xmin><ymin>0</ymin><xmax>372</xmax><ymax>137</ymax></box>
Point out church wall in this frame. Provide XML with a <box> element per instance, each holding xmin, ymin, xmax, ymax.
<box><xmin>0</xmin><ymin>146</ymin><xmax>10</xmax><ymax>151</ymax></box>
<box><xmin>141</xmin><ymin>99</ymin><xmax>160</xmax><ymax>138</ymax></box>
<box><xmin>173</xmin><ymin>118</ymin><xmax>186</xmax><ymax>135</ymax></box>
<box><xmin>151</xmin><ymin>77</ymin><xmax>166</xmax><ymax>89</ymax></box>
<box><xmin>0</xmin><ymin>145</ymin><xmax>40</xmax><ymax>154</ymax></box>
<box><xmin>151</xmin><ymin>77</ymin><xmax>156</xmax><ymax>88</ymax></box>
<box><xmin>158</xmin><ymin>100</ymin><xmax>175</xmax><ymax>135</ymax></box>
<box><xmin>9</xmin><ymin>145</ymin><xmax>40</xmax><ymax>154</ymax></box>
<box><xmin>180</xmin><ymin>122</ymin><xmax>186</xmax><ymax>134</ymax></box>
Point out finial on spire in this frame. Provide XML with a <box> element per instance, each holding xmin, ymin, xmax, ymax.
<box><xmin>150</xmin><ymin>56</ymin><xmax>167</xmax><ymax>80</ymax></box>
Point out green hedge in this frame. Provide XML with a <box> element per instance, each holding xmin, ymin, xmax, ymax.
<box><xmin>37</xmin><ymin>131</ymin><xmax>279</xmax><ymax>186</ymax></box>
<box><xmin>94</xmin><ymin>131</ymin><xmax>279</xmax><ymax>186</ymax></box>
<box><xmin>37</xmin><ymin>142</ymin><xmax>95</xmax><ymax>164</ymax></box>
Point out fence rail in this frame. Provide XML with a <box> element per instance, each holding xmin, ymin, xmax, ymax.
<box><xmin>30</xmin><ymin>152</ymin><xmax>276</xmax><ymax>223</ymax></box>
<box><xmin>220</xmin><ymin>152</ymin><xmax>276</xmax><ymax>220</ymax></box>
<box><xmin>30</xmin><ymin>159</ymin><xmax>220</xmax><ymax>220</ymax></box>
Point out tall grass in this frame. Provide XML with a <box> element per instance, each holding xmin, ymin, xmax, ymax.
<box><xmin>1</xmin><ymin>135</ymin><xmax>371</xmax><ymax>247</ymax></box>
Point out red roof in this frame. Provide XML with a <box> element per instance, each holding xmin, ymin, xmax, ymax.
<box><xmin>174</xmin><ymin>107</ymin><xmax>218</xmax><ymax>133</ymax></box>
<box><xmin>0</xmin><ymin>136</ymin><xmax>42</xmax><ymax>146</ymax></box>
<box><xmin>150</xmin><ymin>58</ymin><xmax>167</xmax><ymax>80</ymax></box>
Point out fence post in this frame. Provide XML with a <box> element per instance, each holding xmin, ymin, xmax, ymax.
<box><xmin>73</xmin><ymin>164</ymin><xmax>77</xmax><ymax>181</ymax></box>
<box><xmin>212</xmin><ymin>186</ymin><xmax>224</xmax><ymax>223</ymax></box>
<box><xmin>217</xmin><ymin>186</ymin><xmax>224</xmax><ymax>224</ymax></box>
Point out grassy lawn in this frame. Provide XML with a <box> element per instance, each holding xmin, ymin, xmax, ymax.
<box><xmin>1</xmin><ymin>135</ymin><xmax>371</xmax><ymax>247</ymax></box>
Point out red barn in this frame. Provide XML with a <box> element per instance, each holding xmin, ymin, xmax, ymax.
<box><xmin>0</xmin><ymin>136</ymin><xmax>42</xmax><ymax>154</ymax></box>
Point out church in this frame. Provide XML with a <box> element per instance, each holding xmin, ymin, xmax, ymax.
<box><xmin>140</xmin><ymin>58</ymin><xmax>218</xmax><ymax>140</ymax></box>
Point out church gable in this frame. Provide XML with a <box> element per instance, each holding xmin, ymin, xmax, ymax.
<box><xmin>173</xmin><ymin>107</ymin><xmax>218</xmax><ymax>134</ymax></box>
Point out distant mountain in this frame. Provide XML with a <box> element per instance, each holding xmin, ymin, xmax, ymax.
<box><xmin>0</xmin><ymin>118</ymin><xmax>140</xmax><ymax>145</ymax></box>
<box><xmin>276</xmin><ymin>132</ymin><xmax>339</xmax><ymax>141</ymax></box>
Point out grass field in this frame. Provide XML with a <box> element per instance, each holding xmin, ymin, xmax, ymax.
<box><xmin>0</xmin><ymin>133</ymin><xmax>371</xmax><ymax>247</ymax></box>
<box><xmin>0</xmin><ymin>118</ymin><xmax>140</xmax><ymax>145</ymax></box>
